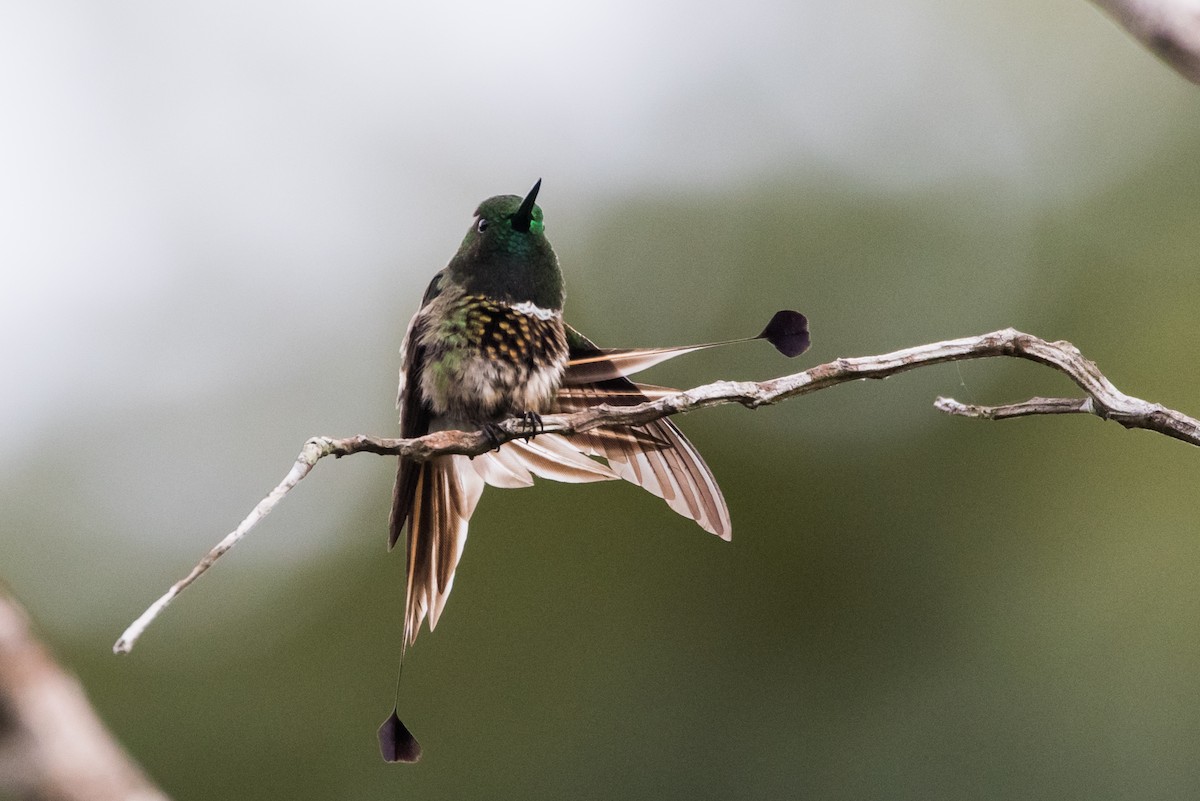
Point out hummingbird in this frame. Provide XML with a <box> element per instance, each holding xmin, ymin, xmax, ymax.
<box><xmin>379</xmin><ymin>180</ymin><xmax>810</xmax><ymax>762</ymax></box>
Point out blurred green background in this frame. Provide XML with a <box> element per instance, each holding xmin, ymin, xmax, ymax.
<box><xmin>3</xmin><ymin>1</ymin><xmax>1200</xmax><ymax>798</ymax></box>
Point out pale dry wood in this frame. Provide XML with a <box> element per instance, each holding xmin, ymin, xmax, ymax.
<box><xmin>114</xmin><ymin>328</ymin><xmax>1200</xmax><ymax>654</ymax></box>
<box><xmin>934</xmin><ymin>396</ymin><xmax>1093</xmax><ymax>420</ymax></box>
<box><xmin>0</xmin><ymin>588</ymin><xmax>170</xmax><ymax>801</ymax></box>
<box><xmin>1090</xmin><ymin>0</ymin><xmax>1200</xmax><ymax>83</ymax></box>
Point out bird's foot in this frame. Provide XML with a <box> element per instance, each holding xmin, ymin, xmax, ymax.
<box><xmin>517</xmin><ymin>411</ymin><xmax>544</xmax><ymax>442</ymax></box>
<box><xmin>481</xmin><ymin>423</ymin><xmax>506</xmax><ymax>451</ymax></box>
<box><xmin>479</xmin><ymin>413</ymin><xmax>543</xmax><ymax>450</ymax></box>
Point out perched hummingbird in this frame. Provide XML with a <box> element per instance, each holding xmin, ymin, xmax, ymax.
<box><xmin>379</xmin><ymin>180</ymin><xmax>809</xmax><ymax>762</ymax></box>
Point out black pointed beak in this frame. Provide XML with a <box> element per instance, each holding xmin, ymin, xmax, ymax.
<box><xmin>511</xmin><ymin>178</ymin><xmax>542</xmax><ymax>232</ymax></box>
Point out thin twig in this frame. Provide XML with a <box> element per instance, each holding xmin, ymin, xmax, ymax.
<box><xmin>113</xmin><ymin>327</ymin><xmax>1200</xmax><ymax>654</ymax></box>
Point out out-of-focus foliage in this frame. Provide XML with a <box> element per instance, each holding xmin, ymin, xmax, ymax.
<box><xmin>2</xmin><ymin>1</ymin><xmax>1199</xmax><ymax>799</ymax></box>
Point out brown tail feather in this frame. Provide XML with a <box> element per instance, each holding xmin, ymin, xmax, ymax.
<box><xmin>556</xmin><ymin>381</ymin><xmax>731</xmax><ymax>539</ymax></box>
<box><xmin>398</xmin><ymin>456</ymin><xmax>485</xmax><ymax>647</ymax></box>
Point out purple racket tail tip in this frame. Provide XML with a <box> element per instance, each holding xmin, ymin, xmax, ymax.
<box><xmin>760</xmin><ymin>310</ymin><xmax>810</xmax><ymax>357</ymax></box>
<box><xmin>379</xmin><ymin>708</ymin><xmax>422</xmax><ymax>763</ymax></box>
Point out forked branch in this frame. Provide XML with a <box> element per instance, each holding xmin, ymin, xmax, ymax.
<box><xmin>113</xmin><ymin>327</ymin><xmax>1200</xmax><ymax>654</ymax></box>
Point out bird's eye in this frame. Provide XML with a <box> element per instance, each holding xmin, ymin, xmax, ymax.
<box><xmin>476</xmin><ymin>218</ymin><xmax>489</xmax><ymax>233</ymax></box>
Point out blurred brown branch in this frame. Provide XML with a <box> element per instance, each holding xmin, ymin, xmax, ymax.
<box><xmin>1090</xmin><ymin>0</ymin><xmax>1200</xmax><ymax>84</ymax></box>
<box><xmin>0</xmin><ymin>586</ymin><xmax>169</xmax><ymax>801</ymax></box>
<box><xmin>114</xmin><ymin>327</ymin><xmax>1200</xmax><ymax>654</ymax></box>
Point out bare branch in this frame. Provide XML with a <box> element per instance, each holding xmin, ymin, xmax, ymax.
<box><xmin>114</xmin><ymin>327</ymin><xmax>1200</xmax><ymax>654</ymax></box>
<box><xmin>1090</xmin><ymin>0</ymin><xmax>1200</xmax><ymax>84</ymax></box>
<box><xmin>0</xmin><ymin>586</ymin><xmax>170</xmax><ymax>801</ymax></box>
<box><xmin>935</xmin><ymin>396</ymin><xmax>1094</xmax><ymax>420</ymax></box>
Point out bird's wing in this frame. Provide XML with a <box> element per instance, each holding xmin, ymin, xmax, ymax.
<box><xmin>557</xmin><ymin>326</ymin><xmax>731</xmax><ymax>539</ymax></box>
<box><xmin>468</xmin><ymin>435</ymin><xmax>619</xmax><ymax>488</ymax></box>
<box><xmin>389</xmin><ymin>286</ymin><xmax>436</xmax><ymax>550</ymax></box>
